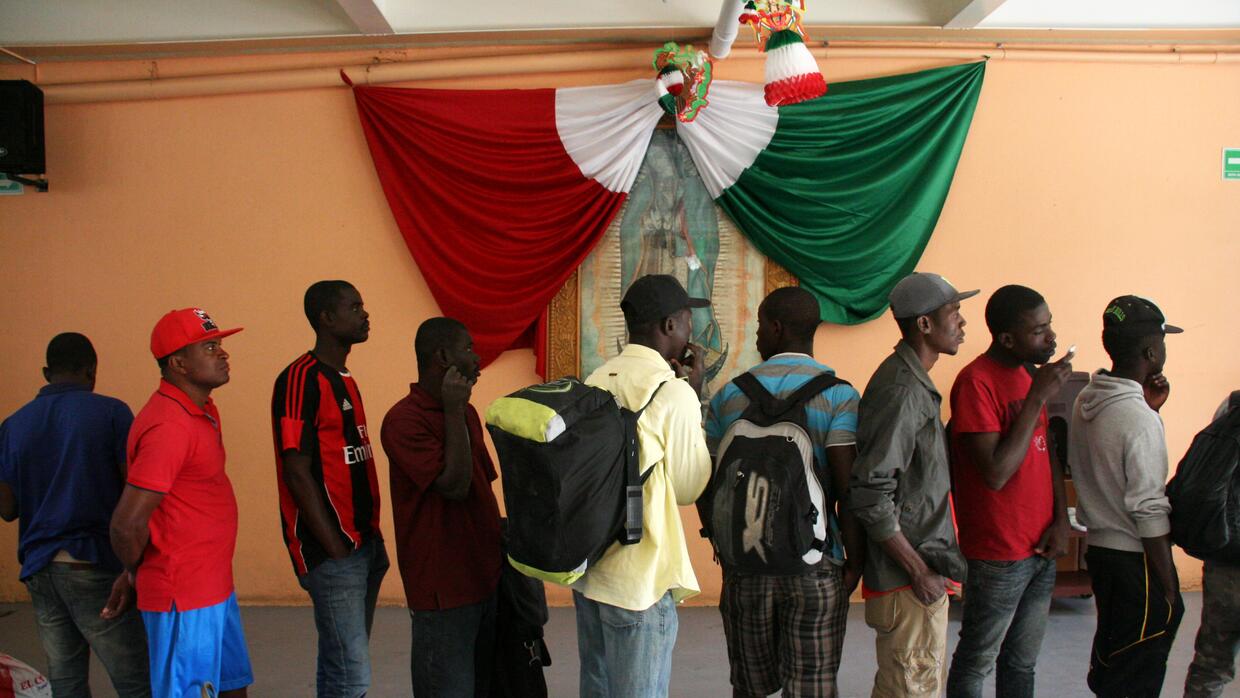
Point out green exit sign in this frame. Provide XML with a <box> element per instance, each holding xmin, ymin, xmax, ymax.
<box><xmin>1226</xmin><ymin>148</ymin><xmax>1240</xmax><ymax>181</ymax></box>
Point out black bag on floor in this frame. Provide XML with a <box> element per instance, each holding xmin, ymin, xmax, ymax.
<box><xmin>1167</xmin><ymin>390</ymin><xmax>1240</xmax><ymax>563</ymax></box>
<box><xmin>485</xmin><ymin>377</ymin><xmax>665</xmax><ymax>585</ymax></box>
<box><xmin>489</xmin><ymin>519</ymin><xmax>550</xmax><ymax>698</ymax></box>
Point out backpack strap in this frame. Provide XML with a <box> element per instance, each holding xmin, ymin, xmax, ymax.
<box><xmin>732</xmin><ymin>371</ymin><xmax>848</xmax><ymax>420</ymax></box>
<box><xmin>732</xmin><ymin>372</ymin><xmax>773</xmax><ymax>410</ymax></box>
<box><xmin>635</xmin><ymin>381</ymin><xmax>669</xmax><ymax>419</ymax></box>
<box><xmin>787</xmin><ymin>372</ymin><xmax>850</xmax><ymax>409</ymax></box>
<box><xmin>620</xmin><ymin>381</ymin><xmax>669</xmax><ymax>545</ymax></box>
<box><xmin>634</xmin><ymin>381</ymin><xmax>669</xmax><ymax>485</ymax></box>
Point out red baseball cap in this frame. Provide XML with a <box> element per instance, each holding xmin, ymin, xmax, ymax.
<box><xmin>150</xmin><ymin>308</ymin><xmax>243</xmax><ymax>359</ymax></box>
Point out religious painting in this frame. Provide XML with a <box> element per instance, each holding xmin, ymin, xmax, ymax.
<box><xmin>547</xmin><ymin>129</ymin><xmax>795</xmax><ymax>403</ymax></box>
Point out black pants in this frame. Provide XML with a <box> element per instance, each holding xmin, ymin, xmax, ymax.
<box><xmin>1086</xmin><ymin>546</ymin><xmax>1185</xmax><ymax>697</ymax></box>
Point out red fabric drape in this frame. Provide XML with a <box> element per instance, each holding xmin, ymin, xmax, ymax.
<box><xmin>352</xmin><ymin>85</ymin><xmax>626</xmax><ymax>367</ymax></box>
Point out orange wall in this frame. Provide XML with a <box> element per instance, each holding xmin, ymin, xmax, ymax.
<box><xmin>1</xmin><ymin>52</ymin><xmax>1237</xmax><ymax>606</ymax></box>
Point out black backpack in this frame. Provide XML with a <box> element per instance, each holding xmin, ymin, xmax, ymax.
<box><xmin>698</xmin><ymin>372</ymin><xmax>846</xmax><ymax>575</ymax></box>
<box><xmin>1167</xmin><ymin>391</ymin><xmax>1240</xmax><ymax>563</ymax></box>
<box><xmin>485</xmin><ymin>377</ymin><xmax>665</xmax><ymax>585</ymax></box>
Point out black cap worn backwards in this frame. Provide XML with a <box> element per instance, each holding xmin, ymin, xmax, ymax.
<box><xmin>620</xmin><ymin>274</ymin><xmax>711</xmax><ymax>325</ymax></box>
<box><xmin>1102</xmin><ymin>295</ymin><xmax>1183</xmax><ymax>337</ymax></box>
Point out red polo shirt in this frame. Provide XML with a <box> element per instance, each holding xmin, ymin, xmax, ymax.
<box><xmin>127</xmin><ymin>380</ymin><xmax>238</xmax><ymax>612</ymax></box>
<box><xmin>380</xmin><ymin>384</ymin><xmax>502</xmax><ymax>611</ymax></box>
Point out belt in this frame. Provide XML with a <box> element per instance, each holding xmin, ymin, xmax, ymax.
<box><xmin>49</xmin><ymin>561</ymin><xmax>97</xmax><ymax>571</ymax></box>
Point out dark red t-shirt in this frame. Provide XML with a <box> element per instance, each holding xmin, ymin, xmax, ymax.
<box><xmin>380</xmin><ymin>384</ymin><xmax>502</xmax><ymax>611</ymax></box>
<box><xmin>127</xmin><ymin>380</ymin><xmax>238</xmax><ymax>612</ymax></box>
<box><xmin>272</xmin><ymin>352</ymin><xmax>382</xmax><ymax>576</ymax></box>
<box><xmin>950</xmin><ymin>354</ymin><xmax>1054</xmax><ymax>561</ymax></box>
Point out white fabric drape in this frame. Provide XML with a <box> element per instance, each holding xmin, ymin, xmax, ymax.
<box><xmin>674</xmin><ymin>80</ymin><xmax>779</xmax><ymax>198</ymax></box>
<box><xmin>556</xmin><ymin>80</ymin><xmax>666</xmax><ymax>193</ymax></box>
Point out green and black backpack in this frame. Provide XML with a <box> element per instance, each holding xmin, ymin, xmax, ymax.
<box><xmin>485</xmin><ymin>377</ymin><xmax>665</xmax><ymax>585</ymax></box>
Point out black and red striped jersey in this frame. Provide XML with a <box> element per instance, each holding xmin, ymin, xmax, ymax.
<box><xmin>271</xmin><ymin>352</ymin><xmax>382</xmax><ymax>575</ymax></box>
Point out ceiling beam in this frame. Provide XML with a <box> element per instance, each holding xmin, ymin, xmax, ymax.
<box><xmin>334</xmin><ymin>0</ymin><xmax>395</xmax><ymax>35</ymax></box>
<box><xmin>944</xmin><ymin>0</ymin><xmax>1009</xmax><ymax>29</ymax></box>
<box><xmin>5</xmin><ymin>27</ymin><xmax>1240</xmax><ymax>64</ymax></box>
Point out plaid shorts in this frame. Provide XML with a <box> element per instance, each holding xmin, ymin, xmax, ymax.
<box><xmin>719</xmin><ymin>564</ymin><xmax>848</xmax><ymax>698</ymax></box>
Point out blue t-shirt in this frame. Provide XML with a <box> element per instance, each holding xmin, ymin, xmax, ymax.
<box><xmin>706</xmin><ymin>353</ymin><xmax>861</xmax><ymax>563</ymax></box>
<box><xmin>0</xmin><ymin>383</ymin><xmax>133</xmax><ymax>579</ymax></box>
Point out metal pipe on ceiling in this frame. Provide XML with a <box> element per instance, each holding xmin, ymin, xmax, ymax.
<box><xmin>28</xmin><ymin>43</ymin><xmax>1240</xmax><ymax>105</ymax></box>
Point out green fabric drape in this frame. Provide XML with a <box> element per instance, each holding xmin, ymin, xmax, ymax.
<box><xmin>717</xmin><ymin>61</ymin><xmax>986</xmax><ymax>324</ymax></box>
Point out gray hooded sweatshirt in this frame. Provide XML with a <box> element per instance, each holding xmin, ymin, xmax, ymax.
<box><xmin>1068</xmin><ymin>370</ymin><xmax>1172</xmax><ymax>552</ymax></box>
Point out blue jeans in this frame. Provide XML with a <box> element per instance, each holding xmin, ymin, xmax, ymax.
<box><xmin>946</xmin><ymin>555</ymin><xmax>1056</xmax><ymax>698</ymax></box>
<box><xmin>574</xmin><ymin>590</ymin><xmax>678</xmax><ymax>698</ymax></box>
<box><xmin>298</xmin><ymin>538</ymin><xmax>390</xmax><ymax>698</ymax></box>
<box><xmin>24</xmin><ymin>564</ymin><xmax>150</xmax><ymax>698</ymax></box>
<box><xmin>409</xmin><ymin>593</ymin><xmax>497</xmax><ymax>697</ymax></box>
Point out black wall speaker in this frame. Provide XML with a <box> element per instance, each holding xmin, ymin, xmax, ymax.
<box><xmin>0</xmin><ymin>80</ymin><xmax>46</xmax><ymax>175</ymax></box>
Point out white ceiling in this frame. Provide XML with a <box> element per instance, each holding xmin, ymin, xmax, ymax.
<box><xmin>981</xmin><ymin>0</ymin><xmax>1240</xmax><ymax>30</ymax></box>
<box><xmin>2</xmin><ymin>0</ymin><xmax>1239</xmax><ymax>47</ymax></box>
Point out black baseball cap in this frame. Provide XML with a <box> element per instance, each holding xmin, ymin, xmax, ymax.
<box><xmin>621</xmin><ymin>274</ymin><xmax>710</xmax><ymax>325</ymax></box>
<box><xmin>1102</xmin><ymin>295</ymin><xmax>1183</xmax><ymax>336</ymax></box>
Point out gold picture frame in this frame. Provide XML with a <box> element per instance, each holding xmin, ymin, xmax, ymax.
<box><xmin>544</xmin><ymin>260</ymin><xmax>797</xmax><ymax>380</ymax></box>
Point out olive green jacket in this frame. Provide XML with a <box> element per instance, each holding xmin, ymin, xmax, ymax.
<box><xmin>848</xmin><ymin>340</ymin><xmax>966</xmax><ymax>592</ymax></box>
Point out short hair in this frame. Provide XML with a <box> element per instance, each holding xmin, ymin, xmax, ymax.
<box><xmin>895</xmin><ymin>315</ymin><xmax>920</xmax><ymax>341</ymax></box>
<box><xmin>625</xmin><ymin>314</ymin><xmax>663</xmax><ymax>336</ymax></box>
<box><xmin>985</xmin><ymin>285</ymin><xmax>1046</xmax><ymax>336</ymax></box>
<box><xmin>762</xmin><ymin>286</ymin><xmax>821</xmax><ymax>343</ymax></box>
<box><xmin>1102</xmin><ymin>329</ymin><xmax>1152</xmax><ymax>365</ymax></box>
<box><xmin>155</xmin><ymin>345</ymin><xmax>185</xmax><ymax>372</ymax></box>
<box><xmin>46</xmin><ymin>333</ymin><xmax>96</xmax><ymax>374</ymax></box>
<box><xmin>304</xmin><ymin>280</ymin><xmax>356</xmax><ymax>331</ymax></box>
<box><xmin>415</xmin><ymin>317</ymin><xmax>468</xmax><ymax>370</ymax></box>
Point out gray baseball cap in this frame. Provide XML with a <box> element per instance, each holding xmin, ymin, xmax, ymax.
<box><xmin>889</xmin><ymin>272</ymin><xmax>979</xmax><ymax>319</ymax></box>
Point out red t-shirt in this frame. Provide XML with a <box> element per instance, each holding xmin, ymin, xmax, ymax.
<box><xmin>380</xmin><ymin>384</ymin><xmax>502</xmax><ymax>611</ymax></box>
<box><xmin>950</xmin><ymin>354</ymin><xmax>1054</xmax><ymax>561</ymax></box>
<box><xmin>126</xmin><ymin>380</ymin><xmax>238</xmax><ymax>612</ymax></box>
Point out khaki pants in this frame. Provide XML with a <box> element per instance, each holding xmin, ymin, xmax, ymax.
<box><xmin>865</xmin><ymin>588</ymin><xmax>949</xmax><ymax>698</ymax></box>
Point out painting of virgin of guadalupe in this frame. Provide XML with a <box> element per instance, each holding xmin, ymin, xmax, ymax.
<box><xmin>575</xmin><ymin>129</ymin><xmax>776</xmax><ymax>403</ymax></box>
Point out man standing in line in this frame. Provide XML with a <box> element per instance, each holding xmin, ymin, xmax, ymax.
<box><xmin>110</xmin><ymin>308</ymin><xmax>253</xmax><ymax>697</ymax></box>
<box><xmin>575</xmin><ymin>274</ymin><xmax>712</xmax><ymax>698</ymax></box>
<box><xmin>848</xmin><ymin>272</ymin><xmax>974</xmax><ymax>698</ymax></box>
<box><xmin>0</xmin><ymin>332</ymin><xmax>150</xmax><ymax>697</ymax></box>
<box><xmin>945</xmin><ymin>285</ymin><xmax>1074</xmax><ymax>697</ymax></box>
<box><xmin>705</xmin><ymin>286</ymin><xmax>864</xmax><ymax>698</ymax></box>
<box><xmin>1070</xmin><ymin>295</ymin><xmax>1184</xmax><ymax>697</ymax></box>
<box><xmin>271</xmin><ymin>280</ymin><xmax>388</xmax><ymax>698</ymax></box>
<box><xmin>380</xmin><ymin>317</ymin><xmax>503</xmax><ymax>696</ymax></box>
<box><xmin>1184</xmin><ymin>392</ymin><xmax>1240</xmax><ymax>698</ymax></box>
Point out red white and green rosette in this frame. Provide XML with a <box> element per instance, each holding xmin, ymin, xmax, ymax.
<box><xmin>654</xmin><ymin>42</ymin><xmax>714</xmax><ymax>122</ymax></box>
